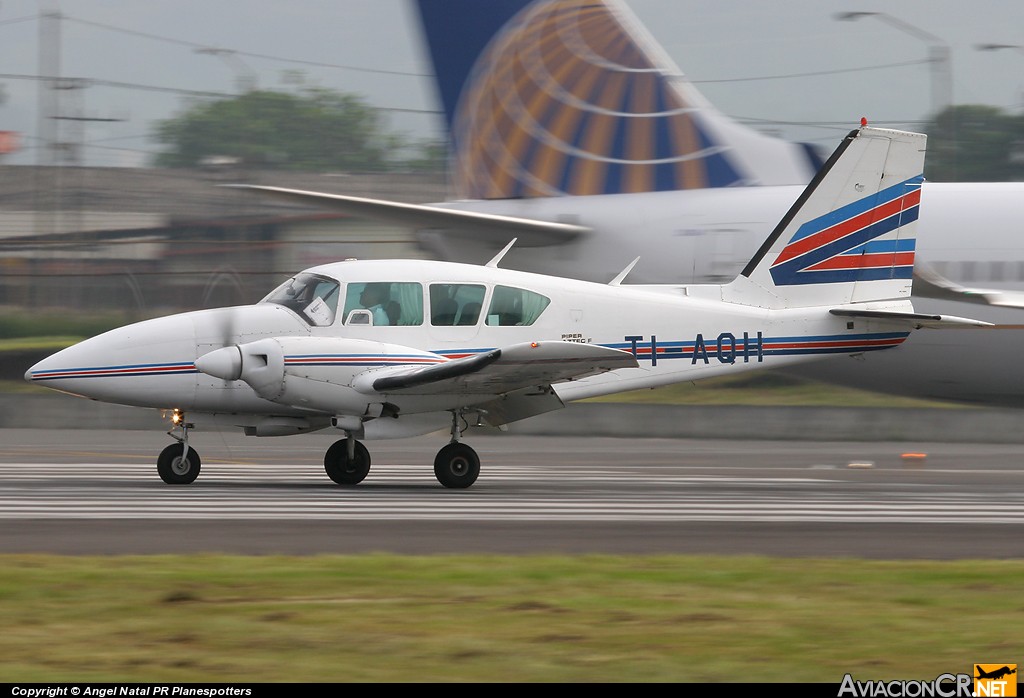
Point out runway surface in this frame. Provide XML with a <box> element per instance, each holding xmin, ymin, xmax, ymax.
<box><xmin>2</xmin><ymin>428</ymin><xmax>1023</xmax><ymax>558</ymax></box>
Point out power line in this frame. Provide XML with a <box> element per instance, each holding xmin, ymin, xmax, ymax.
<box><xmin>5</xmin><ymin>14</ymin><xmax>937</xmax><ymax>115</ymax></box>
<box><xmin>56</xmin><ymin>15</ymin><xmax>936</xmax><ymax>85</ymax></box>
<box><xmin>62</xmin><ymin>15</ymin><xmax>433</xmax><ymax>79</ymax></box>
<box><xmin>733</xmin><ymin>116</ymin><xmax>932</xmax><ymax>129</ymax></box>
<box><xmin>0</xmin><ymin>72</ymin><xmax>441</xmax><ymax>114</ymax></box>
<box><xmin>691</xmin><ymin>58</ymin><xmax>931</xmax><ymax>84</ymax></box>
<box><xmin>0</xmin><ymin>13</ymin><xmax>39</xmax><ymax>27</ymax></box>
<box><xmin>0</xmin><ymin>71</ymin><xmax>232</xmax><ymax>98</ymax></box>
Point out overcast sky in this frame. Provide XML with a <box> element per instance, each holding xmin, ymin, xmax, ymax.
<box><xmin>1</xmin><ymin>0</ymin><xmax>1022</xmax><ymax>167</ymax></box>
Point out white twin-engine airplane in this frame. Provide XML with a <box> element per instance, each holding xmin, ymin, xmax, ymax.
<box><xmin>26</xmin><ymin>127</ymin><xmax>985</xmax><ymax>489</ymax></box>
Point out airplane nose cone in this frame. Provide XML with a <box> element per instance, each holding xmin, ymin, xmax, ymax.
<box><xmin>23</xmin><ymin>313</ymin><xmax>200</xmax><ymax>405</ymax></box>
<box><xmin>195</xmin><ymin>346</ymin><xmax>243</xmax><ymax>381</ymax></box>
<box><xmin>25</xmin><ymin>354</ymin><xmax>57</xmax><ymax>383</ymax></box>
<box><xmin>24</xmin><ymin>345</ymin><xmax>86</xmax><ymax>386</ymax></box>
<box><xmin>23</xmin><ymin>340</ymin><xmax>109</xmax><ymax>393</ymax></box>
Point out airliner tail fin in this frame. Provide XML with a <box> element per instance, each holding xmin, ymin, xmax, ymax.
<box><xmin>414</xmin><ymin>0</ymin><xmax>822</xmax><ymax>200</ymax></box>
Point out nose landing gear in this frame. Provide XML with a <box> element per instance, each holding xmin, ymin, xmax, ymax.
<box><xmin>158</xmin><ymin>410</ymin><xmax>201</xmax><ymax>485</ymax></box>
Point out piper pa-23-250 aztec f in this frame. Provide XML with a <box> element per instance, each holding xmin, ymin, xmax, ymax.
<box><xmin>26</xmin><ymin>127</ymin><xmax>987</xmax><ymax>489</ymax></box>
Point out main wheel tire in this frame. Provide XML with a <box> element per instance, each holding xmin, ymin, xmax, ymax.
<box><xmin>433</xmin><ymin>442</ymin><xmax>480</xmax><ymax>489</ymax></box>
<box><xmin>157</xmin><ymin>443</ymin><xmax>202</xmax><ymax>485</ymax></box>
<box><xmin>324</xmin><ymin>438</ymin><xmax>371</xmax><ymax>485</ymax></box>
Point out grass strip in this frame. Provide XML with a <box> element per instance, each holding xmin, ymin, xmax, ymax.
<box><xmin>0</xmin><ymin>554</ymin><xmax>1019</xmax><ymax>682</ymax></box>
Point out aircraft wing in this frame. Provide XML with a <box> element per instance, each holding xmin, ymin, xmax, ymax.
<box><xmin>359</xmin><ymin>340</ymin><xmax>638</xmax><ymax>396</ymax></box>
<box><xmin>913</xmin><ymin>265</ymin><xmax>1024</xmax><ymax>310</ymax></box>
<box><xmin>829</xmin><ymin>308</ymin><xmax>993</xmax><ymax>329</ymax></box>
<box><xmin>223</xmin><ymin>185</ymin><xmax>590</xmax><ymax>246</ymax></box>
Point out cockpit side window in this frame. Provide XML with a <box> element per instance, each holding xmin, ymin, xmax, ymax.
<box><xmin>342</xmin><ymin>282</ymin><xmax>424</xmax><ymax>326</ymax></box>
<box><xmin>261</xmin><ymin>273</ymin><xmax>340</xmax><ymax>327</ymax></box>
<box><xmin>485</xmin><ymin>286</ymin><xmax>550</xmax><ymax>326</ymax></box>
<box><xmin>430</xmin><ymin>283</ymin><xmax>485</xmax><ymax>326</ymax></box>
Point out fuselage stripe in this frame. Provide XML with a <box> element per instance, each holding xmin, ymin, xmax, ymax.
<box><xmin>30</xmin><ymin>366</ymin><xmax>199</xmax><ymax>380</ymax></box>
<box><xmin>28</xmin><ymin>332</ymin><xmax>909</xmax><ymax>380</ymax></box>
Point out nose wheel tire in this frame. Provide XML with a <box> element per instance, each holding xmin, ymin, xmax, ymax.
<box><xmin>324</xmin><ymin>438</ymin><xmax>371</xmax><ymax>485</ymax></box>
<box><xmin>157</xmin><ymin>443</ymin><xmax>202</xmax><ymax>485</ymax></box>
<box><xmin>433</xmin><ymin>442</ymin><xmax>480</xmax><ymax>489</ymax></box>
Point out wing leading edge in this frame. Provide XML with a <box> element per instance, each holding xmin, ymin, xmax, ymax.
<box><xmin>223</xmin><ymin>185</ymin><xmax>590</xmax><ymax>247</ymax></box>
<box><xmin>357</xmin><ymin>341</ymin><xmax>639</xmax><ymax>396</ymax></box>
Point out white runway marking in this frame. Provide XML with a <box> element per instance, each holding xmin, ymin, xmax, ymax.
<box><xmin>4</xmin><ymin>462</ymin><xmax>1024</xmax><ymax>524</ymax></box>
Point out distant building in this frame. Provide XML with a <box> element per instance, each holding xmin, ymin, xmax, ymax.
<box><xmin>0</xmin><ymin>165</ymin><xmax>445</xmax><ymax>313</ymax></box>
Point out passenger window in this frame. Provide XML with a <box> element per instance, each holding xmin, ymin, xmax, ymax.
<box><xmin>346</xmin><ymin>309</ymin><xmax>372</xmax><ymax>325</ymax></box>
<box><xmin>430</xmin><ymin>284</ymin><xmax>486</xmax><ymax>326</ymax></box>
<box><xmin>485</xmin><ymin>285</ymin><xmax>550</xmax><ymax>326</ymax></box>
<box><xmin>342</xmin><ymin>282</ymin><xmax>423</xmax><ymax>326</ymax></box>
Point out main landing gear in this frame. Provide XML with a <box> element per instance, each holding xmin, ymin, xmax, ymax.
<box><xmin>432</xmin><ymin>409</ymin><xmax>481</xmax><ymax>488</ymax></box>
<box><xmin>323</xmin><ymin>410</ymin><xmax>482</xmax><ymax>489</ymax></box>
<box><xmin>433</xmin><ymin>442</ymin><xmax>480</xmax><ymax>489</ymax></box>
<box><xmin>321</xmin><ymin>437</ymin><xmax>480</xmax><ymax>488</ymax></box>
<box><xmin>323</xmin><ymin>437</ymin><xmax>371</xmax><ymax>485</ymax></box>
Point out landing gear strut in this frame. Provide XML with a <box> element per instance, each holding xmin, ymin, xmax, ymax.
<box><xmin>158</xmin><ymin>410</ymin><xmax>201</xmax><ymax>485</ymax></box>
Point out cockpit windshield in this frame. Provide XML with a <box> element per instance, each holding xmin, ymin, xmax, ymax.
<box><xmin>261</xmin><ymin>273</ymin><xmax>341</xmax><ymax>326</ymax></box>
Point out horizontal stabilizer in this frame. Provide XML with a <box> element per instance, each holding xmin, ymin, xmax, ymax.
<box><xmin>829</xmin><ymin>308</ymin><xmax>992</xmax><ymax>329</ymax></box>
<box><xmin>223</xmin><ymin>185</ymin><xmax>589</xmax><ymax>246</ymax></box>
<box><xmin>366</xmin><ymin>341</ymin><xmax>638</xmax><ymax>395</ymax></box>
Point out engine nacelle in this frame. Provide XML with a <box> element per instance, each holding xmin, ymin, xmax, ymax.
<box><xmin>196</xmin><ymin>335</ymin><xmax>445</xmax><ymax>416</ymax></box>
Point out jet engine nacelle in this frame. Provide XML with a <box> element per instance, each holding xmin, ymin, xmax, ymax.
<box><xmin>195</xmin><ymin>335</ymin><xmax>445</xmax><ymax>416</ymax></box>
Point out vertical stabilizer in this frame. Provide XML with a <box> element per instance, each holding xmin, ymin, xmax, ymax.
<box><xmin>414</xmin><ymin>0</ymin><xmax>822</xmax><ymax>199</ymax></box>
<box><xmin>729</xmin><ymin>127</ymin><xmax>925</xmax><ymax>309</ymax></box>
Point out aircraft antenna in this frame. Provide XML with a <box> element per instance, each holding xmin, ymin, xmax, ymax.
<box><xmin>485</xmin><ymin>238</ymin><xmax>517</xmax><ymax>268</ymax></box>
<box><xmin>609</xmin><ymin>257</ymin><xmax>641</xmax><ymax>286</ymax></box>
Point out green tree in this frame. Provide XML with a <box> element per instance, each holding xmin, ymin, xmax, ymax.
<box><xmin>401</xmin><ymin>138</ymin><xmax>447</xmax><ymax>173</ymax></box>
<box><xmin>925</xmin><ymin>104</ymin><xmax>1024</xmax><ymax>181</ymax></box>
<box><xmin>154</xmin><ymin>88</ymin><xmax>405</xmax><ymax>171</ymax></box>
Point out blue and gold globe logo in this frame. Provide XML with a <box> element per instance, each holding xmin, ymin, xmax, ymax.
<box><xmin>451</xmin><ymin>0</ymin><xmax>744</xmax><ymax>199</ymax></box>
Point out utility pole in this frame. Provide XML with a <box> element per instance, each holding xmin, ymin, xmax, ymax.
<box><xmin>835</xmin><ymin>12</ymin><xmax>952</xmax><ymax>118</ymax></box>
<box><xmin>33</xmin><ymin>5</ymin><xmax>125</xmax><ymax>308</ymax></box>
<box><xmin>33</xmin><ymin>1</ymin><xmax>61</xmax><ymax>307</ymax></box>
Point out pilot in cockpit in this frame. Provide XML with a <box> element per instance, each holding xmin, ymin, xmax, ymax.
<box><xmin>360</xmin><ymin>283</ymin><xmax>392</xmax><ymax>325</ymax></box>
